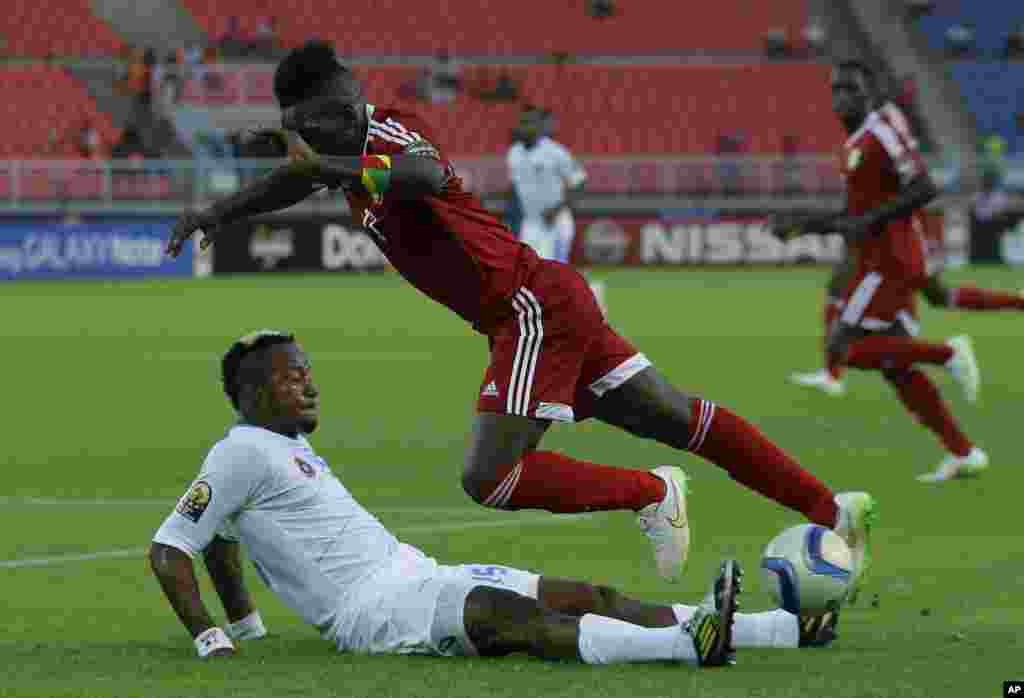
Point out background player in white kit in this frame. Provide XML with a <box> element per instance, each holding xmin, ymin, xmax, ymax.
<box><xmin>507</xmin><ymin>107</ymin><xmax>606</xmax><ymax>313</ymax></box>
<box><xmin>148</xmin><ymin>331</ymin><xmax>841</xmax><ymax>662</ymax></box>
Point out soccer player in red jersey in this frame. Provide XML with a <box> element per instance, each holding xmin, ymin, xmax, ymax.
<box><xmin>777</xmin><ymin>61</ymin><xmax>988</xmax><ymax>482</ymax></box>
<box><xmin>791</xmin><ymin>101</ymin><xmax>1024</xmax><ymax>399</ymax></box>
<box><xmin>166</xmin><ymin>43</ymin><xmax>876</xmax><ymax>589</ymax></box>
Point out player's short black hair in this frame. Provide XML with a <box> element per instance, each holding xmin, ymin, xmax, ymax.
<box><xmin>273</xmin><ymin>40</ymin><xmax>354</xmax><ymax>108</ymax></box>
<box><xmin>833</xmin><ymin>59</ymin><xmax>878</xmax><ymax>92</ymax></box>
<box><xmin>221</xmin><ymin>330</ymin><xmax>296</xmax><ymax>410</ymax></box>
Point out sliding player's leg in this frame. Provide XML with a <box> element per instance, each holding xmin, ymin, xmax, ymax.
<box><xmin>459</xmin><ymin>560</ymin><xmax>740</xmax><ymax>666</ymax></box>
<box><xmin>535</xmin><ymin>574</ymin><xmax>835</xmax><ymax>648</ymax></box>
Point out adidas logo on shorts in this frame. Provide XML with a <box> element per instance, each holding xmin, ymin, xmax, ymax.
<box><xmin>481</xmin><ymin>381</ymin><xmax>499</xmax><ymax>397</ymax></box>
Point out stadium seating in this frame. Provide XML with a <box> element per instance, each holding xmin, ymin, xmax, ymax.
<box><xmin>0</xmin><ymin>66</ymin><xmax>178</xmax><ymax>200</ymax></box>
<box><xmin>915</xmin><ymin>2</ymin><xmax>1021</xmax><ymax>56</ymax></box>
<box><xmin>0</xmin><ymin>66</ymin><xmax>120</xmax><ymax>158</ymax></box>
<box><xmin>0</xmin><ymin>0</ymin><xmax>124</xmax><ymax>58</ymax></box>
<box><xmin>180</xmin><ymin>0</ymin><xmax>807</xmax><ymax>55</ymax></box>
<box><xmin>181</xmin><ymin>63</ymin><xmax>844</xmax><ymax>155</ymax></box>
<box><xmin>949</xmin><ymin>61</ymin><xmax>1024</xmax><ymax>153</ymax></box>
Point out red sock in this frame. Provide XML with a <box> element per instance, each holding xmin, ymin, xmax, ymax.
<box><xmin>886</xmin><ymin>369</ymin><xmax>973</xmax><ymax>456</ymax></box>
<box><xmin>846</xmin><ymin>335</ymin><xmax>953</xmax><ymax>371</ymax></box>
<box><xmin>951</xmin><ymin>286</ymin><xmax>1024</xmax><ymax>311</ymax></box>
<box><xmin>483</xmin><ymin>451</ymin><xmax>666</xmax><ymax>513</ymax></box>
<box><xmin>689</xmin><ymin>400</ymin><xmax>838</xmax><ymax>527</ymax></box>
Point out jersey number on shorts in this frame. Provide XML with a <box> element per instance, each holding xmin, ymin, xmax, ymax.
<box><xmin>362</xmin><ymin>209</ymin><xmax>387</xmax><ymax>246</ymax></box>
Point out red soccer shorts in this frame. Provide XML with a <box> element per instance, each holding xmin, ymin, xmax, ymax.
<box><xmin>839</xmin><ymin>267</ymin><xmax>923</xmax><ymax>336</ymax></box>
<box><xmin>477</xmin><ymin>261</ymin><xmax>650</xmax><ymax>422</ymax></box>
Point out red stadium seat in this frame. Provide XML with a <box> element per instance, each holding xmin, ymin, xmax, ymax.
<box><xmin>0</xmin><ymin>67</ymin><xmax>119</xmax><ymax>161</ymax></box>
<box><xmin>178</xmin><ymin>64</ymin><xmax>844</xmax><ymax>157</ymax></box>
<box><xmin>180</xmin><ymin>0</ymin><xmax>806</xmax><ymax>55</ymax></box>
<box><xmin>0</xmin><ymin>1</ymin><xmax>124</xmax><ymax>58</ymax></box>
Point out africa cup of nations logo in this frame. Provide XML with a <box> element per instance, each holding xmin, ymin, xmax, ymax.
<box><xmin>176</xmin><ymin>480</ymin><xmax>212</xmax><ymax>523</ymax></box>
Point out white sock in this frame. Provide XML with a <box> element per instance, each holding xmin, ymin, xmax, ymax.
<box><xmin>577</xmin><ymin>613</ymin><xmax>697</xmax><ymax>665</ymax></box>
<box><xmin>672</xmin><ymin>605</ymin><xmax>798</xmax><ymax>649</ymax></box>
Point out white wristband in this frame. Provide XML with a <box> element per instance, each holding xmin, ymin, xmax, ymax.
<box><xmin>226</xmin><ymin>611</ymin><xmax>267</xmax><ymax>641</ymax></box>
<box><xmin>195</xmin><ymin>627</ymin><xmax>235</xmax><ymax>658</ymax></box>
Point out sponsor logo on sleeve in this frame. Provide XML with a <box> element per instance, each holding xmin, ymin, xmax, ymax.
<box><xmin>176</xmin><ymin>480</ymin><xmax>212</xmax><ymax>523</ymax></box>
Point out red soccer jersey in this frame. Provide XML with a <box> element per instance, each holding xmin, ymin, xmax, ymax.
<box><xmin>840</xmin><ymin>103</ymin><xmax>930</xmax><ymax>281</ymax></box>
<box><xmin>340</xmin><ymin>105</ymin><xmax>539</xmax><ymax>332</ymax></box>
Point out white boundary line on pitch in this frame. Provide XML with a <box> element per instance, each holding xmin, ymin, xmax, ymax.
<box><xmin>0</xmin><ymin>514</ymin><xmax>594</xmax><ymax>570</ymax></box>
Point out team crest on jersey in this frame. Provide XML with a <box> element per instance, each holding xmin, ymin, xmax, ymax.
<box><xmin>847</xmin><ymin>148</ymin><xmax>863</xmax><ymax>170</ymax></box>
<box><xmin>176</xmin><ymin>480</ymin><xmax>212</xmax><ymax>523</ymax></box>
<box><xmin>295</xmin><ymin>456</ymin><xmax>316</xmax><ymax>478</ymax></box>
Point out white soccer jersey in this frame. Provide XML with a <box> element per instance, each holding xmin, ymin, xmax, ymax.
<box><xmin>153</xmin><ymin>425</ymin><xmax>400</xmax><ymax>641</ymax></box>
<box><xmin>507</xmin><ymin>136</ymin><xmax>586</xmax><ymax>221</ymax></box>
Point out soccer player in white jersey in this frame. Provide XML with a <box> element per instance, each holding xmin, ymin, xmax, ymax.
<box><xmin>149</xmin><ymin>331</ymin><xmax>841</xmax><ymax>662</ymax></box>
<box><xmin>507</xmin><ymin>107</ymin><xmax>606</xmax><ymax>313</ymax></box>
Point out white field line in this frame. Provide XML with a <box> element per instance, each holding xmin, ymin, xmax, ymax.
<box><xmin>0</xmin><ymin>513</ymin><xmax>594</xmax><ymax>569</ymax></box>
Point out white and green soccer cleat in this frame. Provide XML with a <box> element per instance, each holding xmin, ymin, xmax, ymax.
<box><xmin>789</xmin><ymin>368</ymin><xmax>845</xmax><ymax>396</ymax></box>
<box><xmin>917</xmin><ymin>447</ymin><xmax>989</xmax><ymax>483</ymax></box>
<box><xmin>945</xmin><ymin>335</ymin><xmax>980</xmax><ymax>403</ymax></box>
<box><xmin>637</xmin><ymin>466</ymin><xmax>690</xmax><ymax>582</ymax></box>
<box><xmin>833</xmin><ymin>492</ymin><xmax>877</xmax><ymax>604</ymax></box>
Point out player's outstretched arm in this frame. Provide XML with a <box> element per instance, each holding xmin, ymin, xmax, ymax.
<box><xmin>318</xmin><ymin>153</ymin><xmax>446</xmax><ymax>199</ymax></box>
<box><xmin>204</xmin><ymin>535</ymin><xmax>266</xmax><ymax>641</ymax></box>
<box><xmin>149</xmin><ymin>542</ymin><xmax>236</xmax><ymax>657</ymax></box>
<box><xmin>165</xmin><ymin>165</ymin><xmax>323</xmax><ymax>257</ymax></box>
<box><xmin>834</xmin><ymin>172</ymin><xmax>938</xmax><ymax>244</ymax></box>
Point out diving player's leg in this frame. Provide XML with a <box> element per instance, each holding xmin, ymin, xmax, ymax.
<box><xmin>464</xmin><ymin>298</ymin><xmax>664</xmax><ymax>516</ymax></box>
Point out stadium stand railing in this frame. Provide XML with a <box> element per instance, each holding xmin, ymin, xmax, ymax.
<box><xmin>0</xmin><ymin>154</ymin><xmax>970</xmax><ymax>207</ymax></box>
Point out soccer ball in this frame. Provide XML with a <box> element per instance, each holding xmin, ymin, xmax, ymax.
<box><xmin>761</xmin><ymin>524</ymin><xmax>853</xmax><ymax>615</ymax></box>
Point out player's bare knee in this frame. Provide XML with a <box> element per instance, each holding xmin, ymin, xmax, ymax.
<box><xmin>465</xmin><ymin>587</ymin><xmax>542</xmax><ymax>656</ymax></box>
<box><xmin>592</xmin><ymin>585</ymin><xmax>624</xmax><ymax>616</ymax></box>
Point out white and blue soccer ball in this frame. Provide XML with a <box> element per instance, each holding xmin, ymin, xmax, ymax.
<box><xmin>761</xmin><ymin>524</ymin><xmax>853</xmax><ymax>615</ymax></box>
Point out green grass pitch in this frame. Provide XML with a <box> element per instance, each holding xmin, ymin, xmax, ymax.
<box><xmin>2</xmin><ymin>267</ymin><xmax>1022</xmax><ymax>698</ymax></box>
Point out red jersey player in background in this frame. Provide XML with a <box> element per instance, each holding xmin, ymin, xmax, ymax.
<box><xmin>776</xmin><ymin>61</ymin><xmax>988</xmax><ymax>483</ymax></box>
<box><xmin>791</xmin><ymin>102</ymin><xmax>1024</xmax><ymax>399</ymax></box>
<box><xmin>165</xmin><ymin>42</ymin><xmax>875</xmax><ymax>596</ymax></box>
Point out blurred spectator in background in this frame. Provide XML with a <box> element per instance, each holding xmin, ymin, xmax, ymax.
<box><xmin>429</xmin><ymin>52</ymin><xmax>461</xmax><ymax>104</ymax></box>
<box><xmin>586</xmin><ymin>0</ymin><xmax>616</xmax><ymax>20</ymax></box>
<box><xmin>716</xmin><ymin>130</ymin><xmax>748</xmax><ymax>195</ymax></box>
<box><xmin>945</xmin><ymin>22</ymin><xmax>975</xmax><ymax>58</ymax></box>
<box><xmin>979</xmin><ymin>132</ymin><xmax>1008</xmax><ymax>183</ymax></box>
<box><xmin>111</xmin><ymin>125</ymin><xmax>147</xmax><ymax>160</ymax></box>
<box><xmin>253</xmin><ymin>17</ymin><xmax>280</xmax><ymax>57</ymax></box>
<box><xmin>970</xmin><ymin>169</ymin><xmax>1012</xmax><ymax>263</ymax></box>
<box><xmin>217</xmin><ymin>16</ymin><xmax>245</xmax><ymax>54</ymax></box>
<box><xmin>154</xmin><ymin>51</ymin><xmax>184</xmax><ymax>113</ymax></box>
<box><xmin>1004</xmin><ymin>23</ymin><xmax>1024</xmax><ymax>59</ymax></box>
<box><xmin>905</xmin><ymin>0</ymin><xmax>936</xmax><ymax>20</ymax></box>
<box><xmin>474</xmin><ymin>69</ymin><xmax>519</xmax><ymax>102</ymax></box>
<box><xmin>763</xmin><ymin>28</ymin><xmax>790</xmax><ymax>58</ymax></box>
<box><xmin>76</xmin><ymin>119</ymin><xmax>103</xmax><ymax>159</ymax></box>
<box><xmin>803</xmin><ymin>17</ymin><xmax>827</xmax><ymax>57</ymax></box>
<box><xmin>777</xmin><ymin>134</ymin><xmax>802</xmax><ymax>196</ymax></box>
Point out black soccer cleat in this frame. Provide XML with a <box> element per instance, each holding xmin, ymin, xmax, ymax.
<box><xmin>798</xmin><ymin>607</ymin><xmax>840</xmax><ymax>648</ymax></box>
<box><xmin>684</xmin><ymin>558</ymin><xmax>742</xmax><ymax>667</ymax></box>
